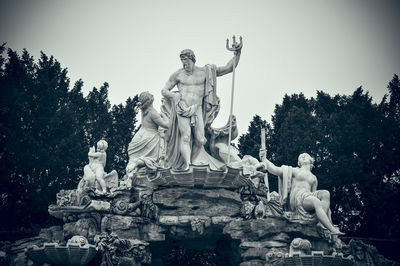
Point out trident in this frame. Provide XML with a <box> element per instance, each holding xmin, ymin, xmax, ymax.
<box><xmin>226</xmin><ymin>35</ymin><xmax>243</xmax><ymax>164</ymax></box>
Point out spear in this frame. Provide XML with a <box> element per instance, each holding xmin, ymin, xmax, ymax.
<box><xmin>260</xmin><ymin>127</ymin><xmax>270</xmax><ymax>201</ymax></box>
<box><xmin>226</xmin><ymin>36</ymin><xmax>242</xmax><ymax>164</ymax></box>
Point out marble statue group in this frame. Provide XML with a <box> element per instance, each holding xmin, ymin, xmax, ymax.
<box><xmin>119</xmin><ymin>37</ymin><xmax>342</xmax><ymax>235</ymax></box>
<box><xmin>19</xmin><ymin>37</ymin><xmax>397</xmax><ymax>266</ymax></box>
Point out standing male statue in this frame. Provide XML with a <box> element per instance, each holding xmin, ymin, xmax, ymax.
<box><xmin>161</xmin><ymin>42</ymin><xmax>242</xmax><ymax>170</ymax></box>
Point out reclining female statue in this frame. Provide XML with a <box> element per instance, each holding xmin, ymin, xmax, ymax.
<box><xmin>259</xmin><ymin>150</ymin><xmax>344</xmax><ymax>235</ymax></box>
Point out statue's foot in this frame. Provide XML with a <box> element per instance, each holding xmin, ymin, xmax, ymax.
<box><xmin>95</xmin><ymin>189</ymin><xmax>107</xmax><ymax>195</ymax></box>
<box><xmin>127</xmin><ymin>169</ymin><xmax>136</xmax><ymax>178</ymax></box>
<box><xmin>174</xmin><ymin>164</ymin><xmax>190</xmax><ymax>171</ymax></box>
<box><xmin>331</xmin><ymin>228</ymin><xmax>345</xmax><ymax>235</ymax></box>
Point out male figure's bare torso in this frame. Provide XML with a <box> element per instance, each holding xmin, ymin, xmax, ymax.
<box><xmin>176</xmin><ymin>66</ymin><xmax>206</xmax><ymax>107</ymax></box>
<box><xmin>161</xmin><ymin>47</ymin><xmax>241</xmax><ymax>168</ymax></box>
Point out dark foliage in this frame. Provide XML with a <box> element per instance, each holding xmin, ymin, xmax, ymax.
<box><xmin>238</xmin><ymin>77</ymin><xmax>400</xmax><ymax>246</ymax></box>
<box><xmin>1</xmin><ymin>44</ymin><xmax>399</xmax><ymax>262</ymax></box>
<box><xmin>0</xmin><ymin>46</ymin><xmax>139</xmax><ymax>240</ymax></box>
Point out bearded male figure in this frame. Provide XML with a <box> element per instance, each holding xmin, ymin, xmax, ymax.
<box><xmin>161</xmin><ymin>46</ymin><xmax>241</xmax><ymax>170</ymax></box>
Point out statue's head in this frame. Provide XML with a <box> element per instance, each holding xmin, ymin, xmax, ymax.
<box><xmin>97</xmin><ymin>140</ymin><xmax>108</xmax><ymax>151</ymax></box>
<box><xmin>297</xmin><ymin>153</ymin><xmax>314</xmax><ymax>169</ymax></box>
<box><xmin>180</xmin><ymin>49</ymin><xmax>196</xmax><ymax>63</ymax></box>
<box><xmin>289</xmin><ymin>238</ymin><xmax>312</xmax><ymax>255</ymax></box>
<box><xmin>138</xmin><ymin>91</ymin><xmax>154</xmax><ymax>111</ymax></box>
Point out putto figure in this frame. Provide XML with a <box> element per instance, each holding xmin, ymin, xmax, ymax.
<box><xmin>259</xmin><ymin>150</ymin><xmax>344</xmax><ymax>235</ymax></box>
<box><xmin>161</xmin><ymin>42</ymin><xmax>242</xmax><ymax>170</ymax></box>
<box><xmin>83</xmin><ymin>140</ymin><xmax>108</xmax><ymax>194</ymax></box>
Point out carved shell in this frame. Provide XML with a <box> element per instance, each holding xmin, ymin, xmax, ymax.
<box><xmin>68</xmin><ymin>235</ymin><xmax>89</xmax><ymax>246</ymax></box>
<box><xmin>113</xmin><ymin>200</ymin><xmax>128</xmax><ymax>215</ymax></box>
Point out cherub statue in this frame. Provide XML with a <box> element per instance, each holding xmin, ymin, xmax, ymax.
<box><xmin>82</xmin><ymin>140</ymin><xmax>108</xmax><ymax>194</ymax></box>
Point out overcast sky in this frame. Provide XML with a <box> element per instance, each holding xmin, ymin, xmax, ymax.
<box><xmin>1</xmin><ymin>0</ymin><xmax>399</xmax><ymax>137</ymax></box>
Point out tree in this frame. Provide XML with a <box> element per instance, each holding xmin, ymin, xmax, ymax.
<box><xmin>107</xmin><ymin>96</ymin><xmax>139</xmax><ymax>175</ymax></box>
<box><xmin>237</xmin><ymin>115</ymin><xmax>267</xmax><ymax>158</ymax></box>
<box><xmin>84</xmin><ymin>82</ymin><xmax>112</xmax><ymax>147</ymax></box>
<box><xmin>268</xmin><ymin>93</ymin><xmax>318</xmax><ymax>167</ymax></box>
<box><xmin>238</xmin><ymin>83</ymin><xmax>400</xmax><ymax>241</ymax></box>
<box><xmin>0</xmin><ymin>46</ymin><xmax>140</xmax><ymax>240</ymax></box>
<box><xmin>0</xmin><ymin>48</ymin><xmax>81</xmax><ymax>237</ymax></box>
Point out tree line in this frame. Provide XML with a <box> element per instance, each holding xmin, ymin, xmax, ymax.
<box><xmin>238</xmin><ymin>77</ymin><xmax>400</xmax><ymax>247</ymax></box>
<box><xmin>0</xmin><ymin>44</ymin><xmax>139</xmax><ymax>239</ymax></box>
<box><xmin>1</xmin><ymin>44</ymin><xmax>399</xmax><ymax>250</ymax></box>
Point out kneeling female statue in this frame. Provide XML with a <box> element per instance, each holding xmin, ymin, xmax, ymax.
<box><xmin>126</xmin><ymin>91</ymin><xmax>169</xmax><ymax>177</ymax></box>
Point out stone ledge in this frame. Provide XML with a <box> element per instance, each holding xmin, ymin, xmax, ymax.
<box><xmin>153</xmin><ymin>187</ymin><xmax>242</xmax><ymax>216</ymax></box>
<box><xmin>240</xmin><ymin>240</ymin><xmax>288</xmax><ymax>249</ymax></box>
<box><xmin>223</xmin><ymin>217</ymin><xmax>320</xmax><ymax>241</ymax></box>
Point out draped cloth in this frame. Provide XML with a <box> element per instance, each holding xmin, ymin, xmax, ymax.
<box><xmin>127</xmin><ymin>127</ymin><xmax>161</xmax><ymax>170</ymax></box>
<box><xmin>203</xmin><ymin>64</ymin><xmax>220</xmax><ymax>126</ymax></box>
<box><xmin>161</xmin><ymin>64</ymin><xmax>223</xmax><ymax>170</ymax></box>
<box><xmin>279</xmin><ymin>165</ymin><xmax>293</xmax><ymax>207</ymax></box>
<box><xmin>279</xmin><ymin>165</ymin><xmax>317</xmax><ymax>222</ymax></box>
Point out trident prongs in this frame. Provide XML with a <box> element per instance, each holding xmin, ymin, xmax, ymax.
<box><xmin>226</xmin><ymin>35</ymin><xmax>243</xmax><ymax>52</ymax></box>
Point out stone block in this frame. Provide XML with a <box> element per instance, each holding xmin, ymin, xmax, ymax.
<box><xmin>38</xmin><ymin>226</ymin><xmax>63</xmax><ymax>242</ymax></box>
<box><xmin>240</xmin><ymin>241</ymin><xmax>287</xmax><ymax>249</ymax></box>
<box><xmin>270</xmin><ymin>232</ymin><xmax>290</xmax><ymax>243</ymax></box>
<box><xmin>241</xmin><ymin>247</ymin><xmax>269</xmax><ymax>260</ymax></box>
<box><xmin>101</xmin><ymin>215</ymin><xmax>165</xmax><ymax>242</ymax></box>
<box><xmin>64</xmin><ymin>218</ymin><xmax>99</xmax><ymax>243</ymax></box>
<box><xmin>223</xmin><ymin>217</ymin><xmax>320</xmax><ymax>241</ymax></box>
<box><xmin>239</xmin><ymin>259</ymin><xmax>265</xmax><ymax>266</ymax></box>
<box><xmin>153</xmin><ymin>188</ymin><xmax>241</xmax><ymax>216</ymax></box>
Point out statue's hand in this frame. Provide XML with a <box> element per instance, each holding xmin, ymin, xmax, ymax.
<box><xmin>161</xmin><ymin>89</ymin><xmax>169</xmax><ymax>97</ymax></box>
<box><xmin>234</xmin><ymin>44</ymin><xmax>242</xmax><ymax>55</ymax></box>
<box><xmin>126</xmin><ymin>163</ymin><xmax>134</xmax><ymax>173</ymax></box>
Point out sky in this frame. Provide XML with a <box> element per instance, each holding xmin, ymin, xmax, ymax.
<box><xmin>1</xmin><ymin>0</ymin><xmax>399</xmax><ymax>138</ymax></box>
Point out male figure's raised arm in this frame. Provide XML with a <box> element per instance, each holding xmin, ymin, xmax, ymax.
<box><xmin>216</xmin><ymin>50</ymin><xmax>241</xmax><ymax>77</ymax></box>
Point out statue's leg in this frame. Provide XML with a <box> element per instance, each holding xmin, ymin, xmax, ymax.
<box><xmin>303</xmin><ymin>196</ymin><xmax>342</xmax><ymax>234</ymax></box>
<box><xmin>83</xmin><ymin>165</ymin><xmax>94</xmax><ymax>180</ymax></box>
<box><xmin>317</xmin><ymin>190</ymin><xmax>333</xmax><ymax>223</ymax></box>
<box><xmin>95</xmin><ymin>167</ymin><xmax>107</xmax><ymax>193</ymax></box>
<box><xmin>193</xmin><ymin>108</ymin><xmax>207</xmax><ymax>146</ymax></box>
<box><xmin>191</xmin><ymin>108</ymin><xmax>208</xmax><ymax>163</ymax></box>
<box><xmin>177</xmin><ymin>115</ymin><xmax>191</xmax><ymax>168</ymax></box>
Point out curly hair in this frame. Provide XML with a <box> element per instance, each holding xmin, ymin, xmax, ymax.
<box><xmin>297</xmin><ymin>153</ymin><xmax>314</xmax><ymax>168</ymax></box>
<box><xmin>180</xmin><ymin>49</ymin><xmax>196</xmax><ymax>63</ymax></box>
<box><xmin>138</xmin><ymin>91</ymin><xmax>154</xmax><ymax>112</ymax></box>
<box><xmin>97</xmin><ymin>139</ymin><xmax>108</xmax><ymax>151</ymax></box>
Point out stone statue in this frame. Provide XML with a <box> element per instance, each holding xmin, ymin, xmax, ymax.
<box><xmin>161</xmin><ymin>44</ymin><xmax>242</xmax><ymax>170</ymax></box>
<box><xmin>126</xmin><ymin>91</ymin><xmax>169</xmax><ymax>177</ymax></box>
<box><xmin>82</xmin><ymin>140</ymin><xmax>108</xmax><ymax>194</ymax></box>
<box><xmin>341</xmin><ymin>239</ymin><xmax>396</xmax><ymax>266</ymax></box>
<box><xmin>259</xmin><ymin>151</ymin><xmax>344</xmax><ymax>235</ymax></box>
<box><xmin>207</xmin><ymin>115</ymin><xmax>241</xmax><ymax>164</ymax></box>
<box><xmin>77</xmin><ymin>140</ymin><xmax>118</xmax><ymax>198</ymax></box>
<box><xmin>289</xmin><ymin>238</ymin><xmax>312</xmax><ymax>256</ymax></box>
